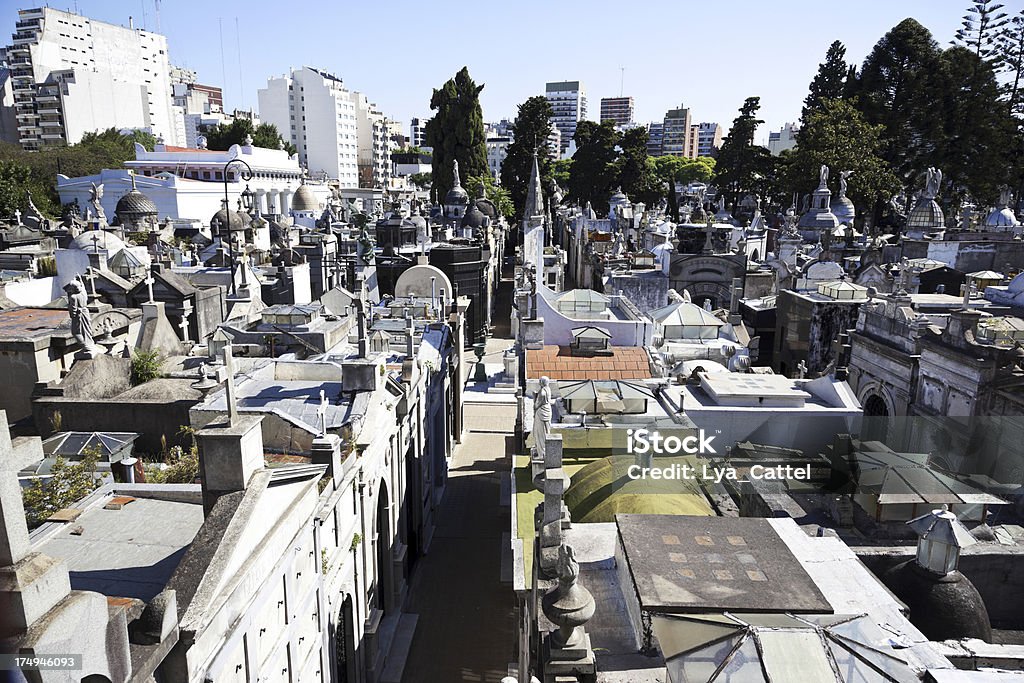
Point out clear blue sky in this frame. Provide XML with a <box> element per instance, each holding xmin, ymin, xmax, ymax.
<box><xmin>3</xmin><ymin>1</ymin><xmax>990</xmax><ymax>143</ymax></box>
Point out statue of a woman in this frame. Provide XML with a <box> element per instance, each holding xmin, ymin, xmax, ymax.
<box><xmin>65</xmin><ymin>277</ymin><xmax>97</xmax><ymax>357</ymax></box>
<box><xmin>818</xmin><ymin>165</ymin><xmax>829</xmax><ymax>190</ymax></box>
<box><xmin>533</xmin><ymin>376</ymin><xmax>552</xmax><ymax>462</ymax></box>
<box><xmin>924</xmin><ymin>167</ymin><xmax>942</xmax><ymax>200</ymax></box>
<box><xmin>839</xmin><ymin>170</ymin><xmax>853</xmax><ymax>198</ymax></box>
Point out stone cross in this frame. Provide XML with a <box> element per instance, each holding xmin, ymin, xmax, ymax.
<box><xmin>83</xmin><ymin>266</ymin><xmax>99</xmax><ymax>301</ymax></box>
<box><xmin>91</xmin><ymin>233</ymin><xmax>101</xmax><ymax>253</ymax></box>
<box><xmin>144</xmin><ymin>274</ymin><xmax>155</xmax><ymax>304</ymax></box>
<box><xmin>796</xmin><ymin>360</ymin><xmax>807</xmax><ymax>379</ymax></box>
<box><xmin>179</xmin><ymin>311</ymin><xmax>191</xmax><ymax>343</ymax></box>
<box><xmin>223</xmin><ymin>345</ymin><xmax>238</xmax><ymax>426</ymax></box>
<box><xmin>13</xmin><ymin>210</ymin><xmax>21</xmax><ymax>226</ymax></box>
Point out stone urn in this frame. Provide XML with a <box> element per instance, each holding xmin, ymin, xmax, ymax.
<box><xmin>541</xmin><ymin>544</ymin><xmax>595</xmax><ymax>649</ymax></box>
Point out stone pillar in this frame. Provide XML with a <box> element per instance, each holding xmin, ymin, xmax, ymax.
<box><xmin>537</xmin><ymin>434</ymin><xmax>570</xmax><ymax>578</ymax></box>
<box><xmin>0</xmin><ymin>411</ymin><xmax>73</xmax><ymax>639</ymax></box>
<box><xmin>311</xmin><ymin>433</ymin><xmax>342</xmax><ymax>483</ymax></box>
<box><xmin>541</xmin><ymin>543</ymin><xmax>596</xmax><ymax>682</ymax></box>
<box><xmin>196</xmin><ymin>414</ymin><xmax>265</xmax><ymax>516</ymax></box>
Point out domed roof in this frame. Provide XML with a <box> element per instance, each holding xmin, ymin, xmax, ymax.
<box><xmin>211</xmin><ymin>202</ymin><xmax>244</xmax><ymax>233</ymax></box>
<box><xmin>291</xmin><ymin>183</ymin><xmax>318</xmax><ymax>213</ymax></box>
<box><xmin>907</xmin><ymin>198</ymin><xmax>945</xmax><ymax>231</ymax></box>
<box><xmin>69</xmin><ymin>229</ymin><xmax>126</xmax><ymax>253</ymax></box>
<box><xmin>882</xmin><ymin>560</ymin><xmax>991</xmax><ymax>641</ymax></box>
<box><xmin>475</xmin><ymin>197</ymin><xmax>497</xmax><ymax>219</ymax></box>
<box><xmin>830</xmin><ymin>195</ymin><xmax>856</xmax><ymax>226</ymax></box>
<box><xmin>984</xmin><ymin>206</ymin><xmax>1019</xmax><ymax>228</ymax></box>
<box><xmin>564</xmin><ymin>454</ymin><xmax>712</xmax><ymax>524</ymax></box>
<box><xmin>461</xmin><ymin>203</ymin><xmax>487</xmax><ymax>230</ymax></box>
<box><xmin>115</xmin><ymin>188</ymin><xmax>158</xmax><ymax>218</ymax></box>
<box><xmin>445</xmin><ymin>182</ymin><xmax>469</xmax><ymax>206</ymax></box>
<box><xmin>609</xmin><ymin>187</ymin><xmax>629</xmax><ymax>206</ymax></box>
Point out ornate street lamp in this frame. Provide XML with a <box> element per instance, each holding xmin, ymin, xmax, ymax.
<box><xmin>221</xmin><ymin>159</ymin><xmax>253</xmax><ymax>296</ymax></box>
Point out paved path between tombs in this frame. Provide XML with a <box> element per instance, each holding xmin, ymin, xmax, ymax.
<box><xmin>401</xmin><ymin>335</ymin><xmax>517</xmax><ymax>682</ymax></box>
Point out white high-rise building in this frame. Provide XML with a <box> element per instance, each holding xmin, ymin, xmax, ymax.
<box><xmin>410</xmin><ymin>116</ymin><xmax>429</xmax><ymax>149</ymax></box>
<box><xmin>0</xmin><ymin>7</ymin><xmax>180</xmax><ymax>150</ymax></box>
<box><xmin>259</xmin><ymin>67</ymin><xmax>360</xmax><ymax>187</ymax></box>
<box><xmin>768</xmin><ymin>122</ymin><xmax>799</xmax><ymax>156</ymax></box>
<box><xmin>545</xmin><ymin>80</ymin><xmax>586</xmax><ymax>154</ymax></box>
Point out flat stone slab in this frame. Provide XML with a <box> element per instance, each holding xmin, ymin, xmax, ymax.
<box><xmin>45</xmin><ymin>508</ymin><xmax>82</xmax><ymax>523</ymax></box>
<box><xmin>616</xmin><ymin>514</ymin><xmax>832</xmax><ymax>614</ymax></box>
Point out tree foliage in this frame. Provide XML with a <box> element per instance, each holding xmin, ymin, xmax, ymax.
<box><xmin>786</xmin><ymin>98</ymin><xmax>901</xmax><ymax>214</ymax></box>
<box><xmin>130</xmin><ymin>350</ymin><xmax>163</xmax><ymax>386</ymax></box>
<box><xmin>468</xmin><ymin>173</ymin><xmax>514</xmax><ymax>222</ymax></box>
<box><xmin>204</xmin><ymin>119</ymin><xmax>295</xmax><ymax>155</ymax></box>
<box><xmin>713</xmin><ymin>97</ymin><xmax>772</xmax><ymax>208</ymax></box>
<box><xmin>0</xmin><ymin>127</ymin><xmax>156</xmax><ymax>218</ymax></box>
<box><xmin>500</xmin><ymin>96</ymin><xmax>555</xmax><ymax>223</ymax></box>
<box><xmin>425</xmin><ymin>67</ymin><xmax>488</xmax><ymax>201</ymax></box>
<box><xmin>566</xmin><ymin>120</ymin><xmax>622</xmax><ymax>215</ymax></box>
<box><xmin>803</xmin><ymin>41</ymin><xmax>851</xmax><ymax>120</ymax></box>
<box><xmin>22</xmin><ymin>448</ymin><xmax>100</xmax><ymax>529</ymax></box>
<box><xmin>651</xmin><ymin>156</ymin><xmax>716</xmax><ymax>185</ymax></box>
<box><xmin>408</xmin><ymin>172</ymin><xmax>432</xmax><ymax>190</ymax></box>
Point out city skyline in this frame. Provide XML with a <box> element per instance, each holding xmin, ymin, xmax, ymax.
<box><xmin>0</xmin><ymin>0</ymin><xmax>966</xmax><ymax>144</ymax></box>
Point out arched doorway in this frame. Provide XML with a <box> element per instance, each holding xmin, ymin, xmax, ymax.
<box><xmin>373</xmin><ymin>483</ymin><xmax>392</xmax><ymax>614</ymax></box>
<box><xmin>333</xmin><ymin>595</ymin><xmax>356</xmax><ymax>683</ymax></box>
<box><xmin>862</xmin><ymin>393</ymin><xmax>890</xmax><ymax>442</ymax></box>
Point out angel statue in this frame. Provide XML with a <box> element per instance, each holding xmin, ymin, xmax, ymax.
<box><xmin>89</xmin><ymin>182</ymin><xmax>107</xmax><ymax>225</ymax></box>
<box><xmin>839</xmin><ymin>170</ymin><xmax>853</xmax><ymax>199</ymax></box>
<box><xmin>818</xmin><ymin>165</ymin><xmax>829</xmax><ymax>190</ymax></box>
<box><xmin>923</xmin><ymin>167</ymin><xmax>942</xmax><ymax>200</ymax></box>
<box><xmin>999</xmin><ymin>186</ymin><xmax>1013</xmax><ymax>209</ymax></box>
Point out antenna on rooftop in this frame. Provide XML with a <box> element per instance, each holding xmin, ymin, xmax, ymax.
<box><xmin>218</xmin><ymin>18</ymin><xmax>228</xmax><ymax>109</ymax></box>
<box><xmin>235</xmin><ymin>17</ymin><xmax>244</xmax><ymax>110</ymax></box>
<box><xmin>154</xmin><ymin>0</ymin><xmax>161</xmax><ymax>33</ymax></box>
<box><xmin>620</xmin><ymin>66</ymin><xmax>625</xmax><ymax>97</ymax></box>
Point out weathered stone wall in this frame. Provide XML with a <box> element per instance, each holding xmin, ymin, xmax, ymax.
<box><xmin>32</xmin><ymin>397</ymin><xmax>196</xmax><ymax>454</ymax></box>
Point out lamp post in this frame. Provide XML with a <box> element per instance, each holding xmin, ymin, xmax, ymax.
<box><xmin>218</xmin><ymin>158</ymin><xmax>254</xmax><ymax>296</ymax></box>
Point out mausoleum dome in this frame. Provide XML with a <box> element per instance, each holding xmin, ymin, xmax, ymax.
<box><xmin>444</xmin><ymin>182</ymin><xmax>469</xmax><ymax>206</ymax></box>
<box><xmin>984</xmin><ymin>206</ymin><xmax>1019</xmax><ymax>228</ymax></box>
<box><xmin>461</xmin><ymin>203</ymin><xmax>487</xmax><ymax>230</ymax></box>
<box><xmin>69</xmin><ymin>229</ymin><xmax>126</xmax><ymax>253</ymax></box>
<box><xmin>830</xmin><ymin>195</ymin><xmax>856</xmax><ymax>226</ymax></box>
<box><xmin>291</xmin><ymin>184</ymin><xmax>318</xmax><ymax>213</ymax></box>
<box><xmin>211</xmin><ymin>204</ymin><xmax>245</xmax><ymax>233</ymax></box>
<box><xmin>114</xmin><ymin>188</ymin><xmax>158</xmax><ymax>221</ymax></box>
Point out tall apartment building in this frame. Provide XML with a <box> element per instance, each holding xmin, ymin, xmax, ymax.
<box><xmin>0</xmin><ymin>7</ymin><xmax>180</xmax><ymax>150</ymax></box>
<box><xmin>661</xmin><ymin>104</ymin><xmax>693</xmax><ymax>158</ymax></box>
<box><xmin>545</xmin><ymin>80</ymin><xmax>586</xmax><ymax>154</ymax></box>
<box><xmin>695</xmin><ymin>121</ymin><xmax>722</xmax><ymax>157</ymax></box>
<box><xmin>410</xmin><ymin>116</ymin><xmax>429</xmax><ymax>149</ymax></box>
<box><xmin>259</xmin><ymin>67</ymin><xmax>360</xmax><ymax>187</ymax></box>
<box><xmin>599</xmin><ymin>96</ymin><xmax>634</xmax><ymax>127</ymax></box>
<box><xmin>353</xmin><ymin>94</ymin><xmax>390</xmax><ymax>188</ymax></box>
<box><xmin>647</xmin><ymin>122</ymin><xmax>664</xmax><ymax>156</ymax></box>
<box><xmin>768</xmin><ymin>122</ymin><xmax>799</xmax><ymax>156</ymax></box>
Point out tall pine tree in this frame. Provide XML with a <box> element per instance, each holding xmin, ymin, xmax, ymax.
<box><xmin>425</xmin><ymin>67</ymin><xmax>488</xmax><ymax>201</ymax></box>
<box><xmin>713</xmin><ymin>97</ymin><xmax>771</xmax><ymax>209</ymax></box>
<box><xmin>802</xmin><ymin>41</ymin><xmax>850</xmax><ymax>120</ymax></box>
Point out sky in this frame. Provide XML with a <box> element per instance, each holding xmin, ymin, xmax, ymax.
<box><xmin>2</xmin><ymin>1</ymin><xmax>1005</xmax><ymax>144</ymax></box>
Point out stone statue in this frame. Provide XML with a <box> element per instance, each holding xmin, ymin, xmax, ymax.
<box><xmin>88</xmin><ymin>183</ymin><xmax>106</xmax><ymax>225</ymax></box>
<box><xmin>923</xmin><ymin>167</ymin><xmax>942</xmax><ymax>200</ymax></box>
<box><xmin>818</xmin><ymin>165</ymin><xmax>829</xmax><ymax>190</ymax></box>
<box><xmin>354</xmin><ymin>213</ymin><xmax>375</xmax><ymax>265</ymax></box>
<box><xmin>796</xmin><ymin>360</ymin><xmax>807</xmax><ymax>379</ymax></box>
<box><xmin>316</xmin><ymin>388</ymin><xmax>328</xmax><ymax>437</ymax></box>
<box><xmin>533</xmin><ymin>376</ymin><xmax>552</xmax><ymax>462</ymax></box>
<box><xmin>541</xmin><ymin>543</ymin><xmax>596</xmax><ymax>651</ymax></box>
<box><xmin>839</xmin><ymin>170</ymin><xmax>853</xmax><ymax>198</ymax></box>
<box><xmin>64</xmin><ymin>277</ymin><xmax>97</xmax><ymax>357</ymax></box>
<box><xmin>999</xmin><ymin>186</ymin><xmax>1013</xmax><ymax>209</ymax></box>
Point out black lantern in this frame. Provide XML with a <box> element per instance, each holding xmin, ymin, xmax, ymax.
<box><xmin>241</xmin><ymin>184</ymin><xmax>255</xmax><ymax>212</ymax></box>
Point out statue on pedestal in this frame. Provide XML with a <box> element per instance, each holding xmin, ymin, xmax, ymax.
<box><xmin>88</xmin><ymin>183</ymin><xmax>106</xmax><ymax>226</ymax></box>
<box><xmin>533</xmin><ymin>376</ymin><xmax>552</xmax><ymax>462</ymax></box>
<box><xmin>64</xmin><ymin>277</ymin><xmax>98</xmax><ymax>358</ymax></box>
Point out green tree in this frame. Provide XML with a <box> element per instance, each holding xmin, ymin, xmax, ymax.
<box><xmin>803</xmin><ymin>41</ymin><xmax>851</xmax><ymax>120</ymax></box>
<box><xmin>205</xmin><ymin>119</ymin><xmax>295</xmax><ymax>155</ymax></box>
<box><xmin>856</xmin><ymin>19</ymin><xmax>945</xmax><ymax>190</ymax></box>
<box><xmin>651</xmin><ymin>156</ymin><xmax>715</xmax><ymax>185</ymax></box>
<box><xmin>567</xmin><ymin>120</ymin><xmax>621</xmax><ymax>215</ymax></box>
<box><xmin>468</xmin><ymin>173</ymin><xmax>514</xmax><ymax>222</ymax></box>
<box><xmin>21</xmin><ymin>448</ymin><xmax>100</xmax><ymax>529</ymax></box>
<box><xmin>615</xmin><ymin>127</ymin><xmax>661</xmax><ymax>205</ymax></box>
<box><xmin>130</xmin><ymin>350</ymin><xmax>163</xmax><ymax>386</ymax></box>
<box><xmin>79</xmin><ymin>127</ymin><xmax>156</xmax><ymax>157</ymax></box>
<box><xmin>408</xmin><ymin>172</ymin><xmax>432</xmax><ymax>190</ymax></box>
<box><xmin>785</xmin><ymin>98</ymin><xmax>900</xmax><ymax>222</ymax></box>
<box><xmin>551</xmin><ymin>159</ymin><xmax>572</xmax><ymax>188</ymax></box>
<box><xmin>425</xmin><ymin>67</ymin><xmax>488</xmax><ymax>201</ymax></box>
<box><xmin>713</xmin><ymin>97</ymin><xmax>772</xmax><ymax>208</ymax></box>
<box><xmin>500</xmin><ymin>96</ymin><xmax>555</xmax><ymax>223</ymax></box>
<box><xmin>954</xmin><ymin>1</ymin><xmax>1010</xmax><ymax>66</ymax></box>
<box><xmin>933</xmin><ymin>45</ymin><xmax>1015</xmax><ymax>205</ymax></box>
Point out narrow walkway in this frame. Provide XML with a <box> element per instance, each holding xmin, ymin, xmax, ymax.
<box><xmin>401</xmin><ymin>337</ymin><xmax>516</xmax><ymax>682</ymax></box>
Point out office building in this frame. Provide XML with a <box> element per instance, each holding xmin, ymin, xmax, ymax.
<box><xmin>0</xmin><ymin>7</ymin><xmax>180</xmax><ymax>149</ymax></box>
<box><xmin>600</xmin><ymin>96</ymin><xmax>634</xmax><ymax>127</ymax></box>
<box><xmin>647</xmin><ymin>122</ymin><xmax>664</xmax><ymax>156</ymax></box>
<box><xmin>410</xmin><ymin>116</ymin><xmax>429</xmax><ymax>149</ymax></box>
<box><xmin>545</xmin><ymin>80</ymin><xmax>587</xmax><ymax>154</ymax></box>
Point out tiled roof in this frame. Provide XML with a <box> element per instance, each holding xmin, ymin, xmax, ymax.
<box><xmin>526</xmin><ymin>345</ymin><xmax>652</xmax><ymax>381</ymax></box>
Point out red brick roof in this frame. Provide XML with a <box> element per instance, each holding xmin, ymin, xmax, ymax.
<box><xmin>526</xmin><ymin>345</ymin><xmax>653</xmax><ymax>381</ymax></box>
